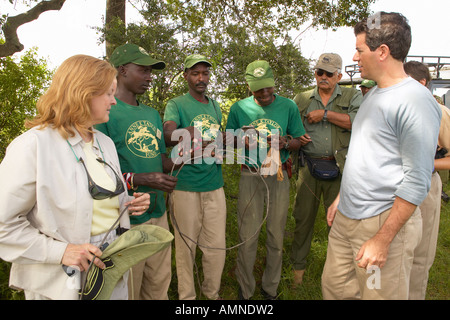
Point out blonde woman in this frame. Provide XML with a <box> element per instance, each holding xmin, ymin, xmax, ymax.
<box><xmin>0</xmin><ymin>55</ymin><xmax>150</xmax><ymax>300</ymax></box>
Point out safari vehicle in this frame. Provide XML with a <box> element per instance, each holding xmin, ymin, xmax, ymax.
<box><xmin>406</xmin><ymin>55</ymin><xmax>450</xmax><ymax>108</ymax></box>
<box><xmin>342</xmin><ymin>55</ymin><xmax>450</xmax><ymax>108</ymax></box>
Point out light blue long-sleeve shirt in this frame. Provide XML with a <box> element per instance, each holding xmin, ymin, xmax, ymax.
<box><xmin>338</xmin><ymin>77</ymin><xmax>441</xmax><ymax>220</ymax></box>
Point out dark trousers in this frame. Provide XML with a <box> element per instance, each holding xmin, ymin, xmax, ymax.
<box><xmin>291</xmin><ymin>166</ymin><xmax>341</xmax><ymax>270</ymax></box>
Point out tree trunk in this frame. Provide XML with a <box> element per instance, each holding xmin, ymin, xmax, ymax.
<box><xmin>105</xmin><ymin>0</ymin><xmax>126</xmax><ymax>58</ymax></box>
<box><xmin>0</xmin><ymin>0</ymin><xmax>67</xmax><ymax>57</ymax></box>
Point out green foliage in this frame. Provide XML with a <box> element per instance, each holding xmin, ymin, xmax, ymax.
<box><xmin>99</xmin><ymin>0</ymin><xmax>376</xmax><ymax>115</ymax></box>
<box><xmin>165</xmin><ymin>0</ymin><xmax>376</xmax><ymax>34</ymax></box>
<box><xmin>0</xmin><ymin>261</ymin><xmax>24</xmax><ymax>300</ymax></box>
<box><xmin>0</xmin><ymin>47</ymin><xmax>53</xmax><ymax>160</ymax></box>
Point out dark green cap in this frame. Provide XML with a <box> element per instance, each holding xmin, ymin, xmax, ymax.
<box><xmin>110</xmin><ymin>43</ymin><xmax>166</xmax><ymax>69</ymax></box>
<box><xmin>360</xmin><ymin>79</ymin><xmax>377</xmax><ymax>88</ymax></box>
<box><xmin>245</xmin><ymin>60</ymin><xmax>275</xmax><ymax>92</ymax></box>
<box><xmin>184</xmin><ymin>54</ymin><xmax>212</xmax><ymax>69</ymax></box>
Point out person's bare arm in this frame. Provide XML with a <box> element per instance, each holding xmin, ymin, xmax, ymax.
<box><xmin>434</xmin><ymin>156</ymin><xmax>450</xmax><ymax>171</ymax></box>
<box><xmin>162</xmin><ymin>152</ymin><xmax>185</xmax><ymax>173</ymax></box>
<box><xmin>132</xmin><ymin>171</ymin><xmax>177</xmax><ymax>193</ymax></box>
<box><xmin>163</xmin><ymin>121</ymin><xmax>199</xmax><ymax>147</ymax></box>
<box><xmin>306</xmin><ymin>109</ymin><xmax>352</xmax><ymax>130</ymax></box>
<box><xmin>326</xmin><ymin>192</ymin><xmax>340</xmax><ymax>226</ymax></box>
<box><xmin>163</xmin><ymin>120</ymin><xmax>179</xmax><ymax>147</ymax></box>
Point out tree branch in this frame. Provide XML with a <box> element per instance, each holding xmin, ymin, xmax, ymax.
<box><xmin>0</xmin><ymin>0</ymin><xmax>67</xmax><ymax>57</ymax></box>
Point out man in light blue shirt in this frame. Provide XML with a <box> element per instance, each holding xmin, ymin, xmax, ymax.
<box><xmin>338</xmin><ymin>77</ymin><xmax>439</xmax><ymax>219</ymax></box>
<box><xmin>322</xmin><ymin>12</ymin><xmax>441</xmax><ymax>300</ymax></box>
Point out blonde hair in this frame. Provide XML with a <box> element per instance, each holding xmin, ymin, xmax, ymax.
<box><xmin>26</xmin><ymin>55</ymin><xmax>117</xmax><ymax>139</ymax></box>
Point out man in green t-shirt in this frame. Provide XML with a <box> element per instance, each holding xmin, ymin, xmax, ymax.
<box><xmin>96</xmin><ymin>43</ymin><xmax>177</xmax><ymax>300</ymax></box>
<box><xmin>226</xmin><ymin>60</ymin><xmax>305</xmax><ymax>300</ymax></box>
<box><xmin>163</xmin><ymin>54</ymin><xmax>226</xmax><ymax>300</ymax></box>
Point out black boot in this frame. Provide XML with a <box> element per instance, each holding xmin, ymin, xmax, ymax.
<box><xmin>442</xmin><ymin>191</ymin><xmax>449</xmax><ymax>203</ymax></box>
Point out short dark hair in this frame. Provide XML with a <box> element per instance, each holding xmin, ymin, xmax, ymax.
<box><xmin>354</xmin><ymin>12</ymin><xmax>411</xmax><ymax>61</ymax></box>
<box><xmin>404</xmin><ymin>61</ymin><xmax>432</xmax><ymax>86</ymax></box>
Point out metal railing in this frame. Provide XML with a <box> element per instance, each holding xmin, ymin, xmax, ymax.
<box><xmin>343</xmin><ymin>56</ymin><xmax>450</xmax><ymax>86</ymax></box>
<box><xmin>405</xmin><ymin>55</ymin><xmax>450</xmax><ymax>79</ymax></box>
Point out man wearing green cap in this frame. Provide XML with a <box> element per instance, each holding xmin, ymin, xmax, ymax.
<box><xmin>291</xmin><ymin>53</ymin><xmax>362</xmax><ymax>287</ymax></box>
<box><xmin>163</xmin><ymin>54</ymin><xmax>226</xmax><ymax>300</ymax></box>
<box><xmin>96</xmin><ymin>43</ymin><xmax>177</xmax><ymax>300</ymax></box>
<box><xmin>226</xmin><ymin>60</ymin><xmax>305</xmax><ymax>300</ymax></box>
<box><xmin>360</xmin><ymin>79</ymin><xmax>377</xmax><ymax>96</ymax></box>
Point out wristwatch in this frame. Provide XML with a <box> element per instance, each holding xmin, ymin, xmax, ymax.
<box><xmin>284</xmin><ymin>141</ymin><xmax>290</xmax><ymax>150</ymax></box>
<box><xmin>323</xmin><ymin>109</ymin><xmax>328</xmax><ymax>121</ymax></box>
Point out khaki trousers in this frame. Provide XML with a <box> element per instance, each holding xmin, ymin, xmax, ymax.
<box><xmin>322</xmin><ymin>208</ymin><xmax>422</xmax><ymax>300</ymax></box>
<box><xmin>170</xmin><ymin>188</ymin><xmax>226</xmax><ymax>300</ymax></box>
<box><xmin>409</xmin><ymin>172</ymin><xmax>442</xmax><ymax>299</ymax></box>
<box><xmin>128</xmin><ymin>212</ymin><xmax>172</xmax><ymax>300</ymax></box>
<box><xmin>235</xmin><ymin>170</ymin><xmax>290</xmax><ymax>299</ymax></box>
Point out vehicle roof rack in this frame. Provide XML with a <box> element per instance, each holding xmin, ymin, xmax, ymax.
<box><xmin>343</xmin><ymin>64</ymin><xmax>361</xmax><ymax>87</ymax></box>
<box><xmin>405</xmin><ymin>55</ymin><xmax>450</xmax><ymax>79</ymax></box>
<box><xmin>343</xmin><ymin>56</ymin><xmax>450</xmax><ymax>85</ymax></box>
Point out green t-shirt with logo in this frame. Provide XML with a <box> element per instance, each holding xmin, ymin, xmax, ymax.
<box><xmin>95</xmin><ymin>98</ymin><xmax>167</xmax><ymax>224</ymax></box>
<box><xmin>163</xmin><ymin>93</ymin><xmax>224</xmax><ymax>192</ymax></box>
<box><xmin>226</xmin><ymin>94</ymin><xmax>305</xmax><ymax>167</ymax></box>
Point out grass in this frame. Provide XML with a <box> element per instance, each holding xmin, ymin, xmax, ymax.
<box><xmin>425</xmin><ymin>176</ymin><xmax>450</xmax><ymax>300</ymax></box>
<box><xmin>1</xmin><ymin>164</ymin><xmax>449</xmax><ymax>300</ymax></box>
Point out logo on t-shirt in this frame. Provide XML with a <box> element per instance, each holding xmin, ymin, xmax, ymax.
<box><xmin>190</xmin><ymin>114</ymin><xmax>220</xmax><ymax>141</ymax></box>
<box><xmin>126</xmin><ymin>120</ymin><xmax>161</xmax><ymax>158</ymax></box>
<box><xmin>250</xmin><ymin>118</ymin><xmax>282</xmax><ymax>148</ymax></box>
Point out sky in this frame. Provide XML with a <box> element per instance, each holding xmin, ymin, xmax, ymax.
<box><xmin>2</xmin><ymin>0</ymin><xmax>450</xmax><ymax>80</ymax></box>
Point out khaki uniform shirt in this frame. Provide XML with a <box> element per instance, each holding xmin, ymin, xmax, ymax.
<box><xmin>438</xmin><ymin>104</ymin><xmax>450</xmax><ymax>154</ymax></box>
<box><xmin>294</xmin><ymin>85</ymin><xmax>362</xmax><ymax>172</ymax></box>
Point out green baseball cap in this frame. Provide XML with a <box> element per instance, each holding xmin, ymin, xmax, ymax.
<box><xmin>110</xmin><ymin>43</ymin><xmax>166</xmax><ymax>69</ymax></box>
<box><xmin>80</xmin><ymin>224</ymin><xmax>173</xmax><ymax>300</ymax></box>
<box><xmin>360</xmin><ymin>79</ymin><xmax>377</xmax><ymax>88</ymax></box>
<box><xmin>245</xmin><ymin>60</ymin><xmax>275</xmax><ymax>92</ymax></box>
<box><xmin>184</xmin><ymin>54</ymin><xmax>212</xmax><ymax>70</ymax></box>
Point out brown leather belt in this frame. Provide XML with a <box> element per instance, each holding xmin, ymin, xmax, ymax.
<box><xmin>310</xmin><ymin>156</ymin><xmax>335</xmax><ymax>161</ymax></box>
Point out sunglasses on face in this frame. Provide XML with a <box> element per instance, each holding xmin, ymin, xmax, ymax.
<box><xmin>316</xmin><ymin>69</ymin><xmax>335</xmax><ymax>78</ymax></box>
<box><xmin>79</xmin><ymin>157</ymin><xmax>125</xmax><ymax>200</ymax></box>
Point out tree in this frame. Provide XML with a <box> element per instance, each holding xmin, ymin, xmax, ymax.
<box><xmin>164</xmin><ymin>0</ymin><xmax>376</xmax><ymax>37</ymax></box>
<box><xmin>1</xmin><ymin>0</ymin><xmax>128</xmax><ymax>58</ymax></box>
<box><xmin>105</xmin><ymin>0</ymin><xmax>126</xmax><ymax>57</ymax></box>
<box><xmin>0</xmin><ymin>44</ymin><xmax>53</xmax><ymax>160</ymax></box>
<box><xmin>0</xmin><ymin>0</ymin><xmax>67</xmax><ymax>57</ymax></box>
<box><xmin>100</xmin><ymin>0</ymin><xmax>375</xmax><ymax>112</ymax></box>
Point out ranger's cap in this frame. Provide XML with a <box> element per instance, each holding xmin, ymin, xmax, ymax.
<box><xmin>360</xmin><ymin>79</ymin><xmax>377</xmax><ymax>88</ymax></box>
<box><xmin>110</xmin><ymin>43</ymin><xmax>166</xmax><ymax>69</ymax></box>
<box><xmin>184</xmin><ymin>54</ymin><xmax>212</xmax><ymax>69</ymax></box>
<box><xmin>245</xmin><ymin>60</ymin><xmax>275</xmax><ymax>92</ymax></box>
